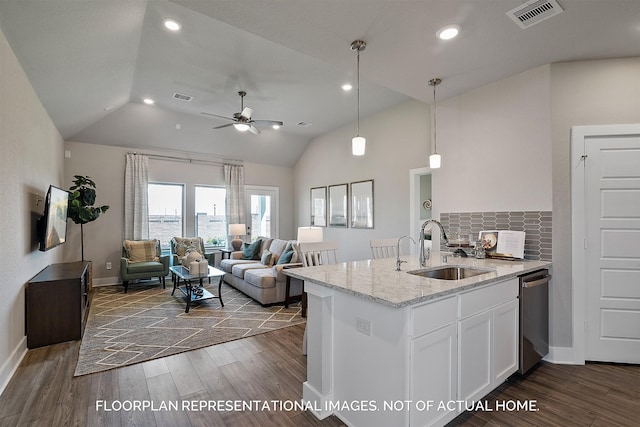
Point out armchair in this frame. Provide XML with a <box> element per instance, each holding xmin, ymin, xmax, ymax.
<box><xmin>169</xmin><ymin>236</ymin><xmax>207</xmax><ymax>267</ymax></box>
<box><xmin>120</xmin><ymin>239</ymin><xmax>169</xmax><ymax>293</ymax></box>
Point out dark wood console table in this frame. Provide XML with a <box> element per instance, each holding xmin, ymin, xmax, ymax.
<box><xmin>26</xmin><ymin>261</ymin><xmax>91</xmax><ymax>349</ymax></box>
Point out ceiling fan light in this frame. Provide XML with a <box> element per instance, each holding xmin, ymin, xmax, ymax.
<box><xmin>233</xmin><ymin>123</ymin><xmax>250</xmax><ymax>132</ymax></box>
<box><xmin>429</xmin><ymin>153</ymin><xmax>441</xmax><ymax>169</ymax></box>
<box><xmin>272</xmin><ymin>124</ymin><xmax>281</xmax><ymax>130</ymax></box>
<box><xmin>352</xmin><ymin>136</ymin><xmax>366</xmax><ymax>156</ymax></box>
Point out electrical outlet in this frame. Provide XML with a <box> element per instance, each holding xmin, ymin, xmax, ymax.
<box><xmin>356</xmin><ymin>317</ymin><xmax>372</xmax><ymax>336</ymax></box>
<box><xmin>106</xmin><ymin>262</ymin><xmax>112</xmax><ymax>270</ymax></box>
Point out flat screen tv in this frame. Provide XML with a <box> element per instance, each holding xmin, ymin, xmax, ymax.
<box><xmin>37</xmin><ymin>185</ymin><xmax>70</xmax><ymax>252</ymax></box>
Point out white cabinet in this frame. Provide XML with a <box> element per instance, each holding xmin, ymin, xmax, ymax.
<box><xmin>410</xmin><ymin>296</ymin><xmax>458</xmax><ymax>427</ymax></box>
<box><xmin>458</xmin><ymin>278</ymin><xmax>519</xmax><ymax>402</ymax></box>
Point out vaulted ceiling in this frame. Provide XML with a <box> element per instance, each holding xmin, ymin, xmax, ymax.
<box><xmin>1</xmin><ymin>0</ymin><xmax>639</xmax><ymax>167</ymax></box>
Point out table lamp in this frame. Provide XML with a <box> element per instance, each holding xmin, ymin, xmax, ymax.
<box><xmin>229</xmin><ymin>223</ymin><xmax>246</xmax><ymax>251</ymax></box>
<box><xmin>297</xmin><ymin>226</ymin><xmax>323</xmax><ymax>243</ymax></box>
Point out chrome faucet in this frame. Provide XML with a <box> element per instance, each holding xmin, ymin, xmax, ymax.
<box><xmin>420</xmin><ymin>219</ymin><xmax>449</xmax><ymax>267</ymax></box>
<box><xmin>396</xmin><ymin>235</ymin><xmax>416</xmax><ymax>271</ymax></box>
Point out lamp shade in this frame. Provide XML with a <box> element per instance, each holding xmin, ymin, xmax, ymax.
<box><xmin>429</xmin><ymin>153</ymin><xmax>441</xmax><ymax>169</ymax></box>
<box><xmin>297</xmin><ymin>226</ymin><xmax>323</xmax><ymax>243</ymax></box>
<box><xmin>352</xmin><ymin>136</ymin><xmax>366</xmax><ymax>156</ymax></box>
<box><xmin>229</xmin><ymin>223</ymin><xmax>246</xmax><ymax>236</ymax></box>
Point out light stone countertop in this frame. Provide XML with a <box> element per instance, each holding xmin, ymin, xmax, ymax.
<box><xmin>283</xmin><ymin>254</ymin><xmax>552</xmax><ymax>308</ymax></box>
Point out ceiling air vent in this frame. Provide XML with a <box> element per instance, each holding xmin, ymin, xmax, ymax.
<box><xmin>507</xmin><ymin>0</ymin><xmax>563</xmax><ymax>29</ymax></box>
<box><xmin>172</xmin><ymin>92</ymin><xmax>193</xmax><ymax>102</ymax></box>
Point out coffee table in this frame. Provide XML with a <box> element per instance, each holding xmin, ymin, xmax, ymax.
<box><xmin>170</xmin><ymin>265</ymin><xmax>225</xmax><ymax>313</ymax></box>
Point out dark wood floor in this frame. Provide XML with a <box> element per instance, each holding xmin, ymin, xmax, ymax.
<box><xmin>0</xmin><ymin>324</ymin><xmax>638</xmax><ymax>426</ymax></box>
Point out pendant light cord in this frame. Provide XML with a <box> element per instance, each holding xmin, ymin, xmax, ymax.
<box><xmin>432</xmin><ymin>81</ymin><xmax>436</xmax><ymax>153</ymax></box>
<box><xmin>356</xmin><ymin>48</ymin><xmax>361</xmax><ymax>136</ymax></box>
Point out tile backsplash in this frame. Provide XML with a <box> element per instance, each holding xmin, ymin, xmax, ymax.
<box><xmin>439</xmin><ymin>211</ymin><xmax>552</xmax><ymax>261</ymax></box>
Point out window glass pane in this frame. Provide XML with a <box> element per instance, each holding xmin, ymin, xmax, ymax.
<box><xmin>195</xmin><ymin>186</ymin><xmax>227</xmax><ymax>247</ymax></box>
<box><xmin>148</xmin><ymin>183</ymin><xmax>183</xmax><ymax>248</ymax></box>
<box><xmin>250</xmin><ymin>194</ymin><xmax>271</xmax><ymax>240</ymax></box>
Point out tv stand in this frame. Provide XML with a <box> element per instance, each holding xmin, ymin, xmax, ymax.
<box><xmin>26</xmin><ymin>261</ymin><xmax>91</xmax><ymax>349</ymax></box>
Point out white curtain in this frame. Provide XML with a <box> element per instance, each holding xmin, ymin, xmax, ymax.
<box><xmin>224</xmin><ymin>164</ymin><xmax>245</xmax><ymax>226</ymax></box>
<box><xmin>124</xmin><ymin>153</ymin><xmax>149</xmax><ymax>240</ymax></box>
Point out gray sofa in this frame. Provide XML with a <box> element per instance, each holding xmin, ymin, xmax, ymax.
<box><xmin>220</xmin><ymin>237</ymin><xmax>303</xmax><ymax>305</ymax></box>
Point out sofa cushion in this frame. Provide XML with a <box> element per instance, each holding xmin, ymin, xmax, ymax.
<box><xmin>232</xmin><ymin>262</ymin><xmax>266</xmax><ymax>279</ymax></box>
<box><xmin>123</xmin><ymin>240</ymin><xmax>159</xmax><ymax>263</ymax></box>
<box><xmin>220</xmin><ymin>259</ymin><xmax>259</xmax><ymax>274</ymax></box>
<box><xmin>244</xmin><ymin>268</ymin><xmax>277</xmax><ymax>289</ymax></box>
<box><xmin>241</xmin><ymin>239</ymin><xmax>262</xmax><ymax>260</ymax></box>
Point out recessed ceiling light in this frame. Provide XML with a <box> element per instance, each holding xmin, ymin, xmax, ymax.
<box><xmin>342</xmin><ymin>83</ymin><xmax>353</xmax><ymax>91</ymax></box>
<box><xmin>272</xmin><ymin>124</ymin><xmax>281</xmax><ymax>130</ymax></box>
<box><xmin>436</xmin><ymin>24</ymin><xmax>461</xmax><ymax>40</ymax></box>
<box><xmin>143</xmin><ymin>98</ymin><xmax>155</xmax><ymax>105</ymax></box>
<box><xmin>163</xmin><ymin>19</ymin><xmax>181</xmax><ymax>31</ymax></box>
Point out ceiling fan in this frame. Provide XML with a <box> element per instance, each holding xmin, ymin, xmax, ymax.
<box><xmin>201</xmin><ymin>91</ymin><xmax>283</xmax><ymax>135</ymax></box>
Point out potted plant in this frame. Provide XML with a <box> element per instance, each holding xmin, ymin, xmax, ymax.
<box><xmin>68</xmin><ymin>175</ymin><xmax>109</xmax><ymax>261</ymax></box>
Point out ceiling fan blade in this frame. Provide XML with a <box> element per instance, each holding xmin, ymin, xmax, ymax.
<box><xmin>240</xmin><ymin>107</ymin><xmax>253</xmax><ymax>120</ymax></box>
<box><xmin>201</xmin><ymin>112</ymin><xmax>235</xmax><ymax>121</ymax></box>
<box><xmin>252</xmin><ymin>119</ymin><xmax>284</xmax><ymax>126</ymax></box>
<box><xmin>248</xmin><ymin>124</ymin><xmax>260</xmax><ymax>135</ymax></box>
<box><xmin>213</xmin><ymin>123</ymin><xmax>235</xmax><ymax>129</ymax></box>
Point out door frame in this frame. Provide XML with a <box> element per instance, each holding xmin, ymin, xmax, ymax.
<box><xmin>570</xmin><ymin>123</ymin><xmax>640</xmax><ymax>364</ymax></box>
<box><xmin>409</xmin><ymin>166</ymin><xmax>433</xmax><ymax>255</ymax></box>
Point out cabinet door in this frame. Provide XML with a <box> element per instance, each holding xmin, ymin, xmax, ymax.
<box><xmin>493</xmin><ymin>299</ymin><xmax>519</xmax><ymax>383</ymax></box>
<box><xmin>410</xmin><ymin>323</ymin><xmax>457</xmax><ymax>427</ymax></box>
<box><xmin>458</xmin><ymin>310</ymin><xmax>492</xmax><ymax>402</ymax></box>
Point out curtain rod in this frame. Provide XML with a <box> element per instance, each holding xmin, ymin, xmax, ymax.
<box><xmin>126</xmin><ymin>152</ymin><xmax>243</xmax><ymax>167</ymax></box>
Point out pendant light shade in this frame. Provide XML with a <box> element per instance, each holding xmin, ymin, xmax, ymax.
<box><xmin>351</xmin><ymin>40</ymin><xmax>367</xmax><ymax>156</ymax></box>
<box><xmin>428</xmin><ymin>78</ymin><xmax>442</xmax><ymax>169</ymax></box>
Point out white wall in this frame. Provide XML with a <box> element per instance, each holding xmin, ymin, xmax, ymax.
<box><xmin>550</xmin><ymin>57</ymin><xmax>640</xmax><ymax>349</ymax></box>
<box><xmin>0</xmin><ymin>29</ymin><xmax>64</xmax><ymax>393</ymax></box>
<box><xmin>433</xmin><ymin>65</ymin><xmax>552</xmax><ymax>213</ymax></box>
<box><xmin>294</xmin><ymin>99</ymin><xmax>431</xmax><ymax>261</ymax></box>
<box><xmin>62</xmin><ymin>141</ymin><xmax>295</xmax><ymax>283</ymax></box>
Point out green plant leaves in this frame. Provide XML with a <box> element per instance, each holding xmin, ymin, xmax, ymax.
<box><xmin>68</xmin><ymin>175</ymin><xmax>109</xmax><ymax>225</ymax></box>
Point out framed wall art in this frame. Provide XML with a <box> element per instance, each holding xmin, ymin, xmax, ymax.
<box><xmin>328</xmin><ymin>184</ymin><xmax>348</xmax><ymax>227</ymax></box>
<box><xmin>350</xmin><ymin>179</ymin><xmax>374</xmax><ymax>229</ymax></box>
<box><xmin>310</xmin><ymin>186</ymin><xmax>327</xmax><ymax>226</ymax></box>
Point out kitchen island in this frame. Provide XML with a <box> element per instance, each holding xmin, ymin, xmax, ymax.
<box><xmin>284</xmin><ymin>254</ymin><xmax>551</xmax><ymax>427</ymax></box>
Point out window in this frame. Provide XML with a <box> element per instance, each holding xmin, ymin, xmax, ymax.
<box><xmin>195</xmin><ymin>186</ymin><xmax>227</xmax><ymax>248</ymax></box>
<box><xmin>148</xmin><ymin>183</ymin><xmax>184</xmax><ymax>249</ymax></box>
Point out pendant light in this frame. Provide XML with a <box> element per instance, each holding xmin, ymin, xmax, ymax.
<box><xmin>428</xmin><ymin>78</ymin><xmax>442</xmax><ymax>169</ymax></box>
<box><xmin>351</xmin><ymin>40</ymin><xmax>367</xmax><ymax>156</ymax></box>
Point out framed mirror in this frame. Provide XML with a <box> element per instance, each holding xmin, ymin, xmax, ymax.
<box><xmin>350</xmin><ymin>179</ymin><xmax>374</xmax><ymax>229</ymax></box>
<box><xmin>310</xmin><ymin>186</ymin><xmax>327</xmax><ymax>226</ymax></box>
<box><xmin>328</xmin><ymin>184</ymin><xmax>348</xmax><ymax>227</ymax></box>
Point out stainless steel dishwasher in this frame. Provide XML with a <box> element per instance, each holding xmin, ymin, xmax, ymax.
<box><xmin>518</xmin><ymin>269</ymin><xmax>551</xmax><ymax>374</ymax></box>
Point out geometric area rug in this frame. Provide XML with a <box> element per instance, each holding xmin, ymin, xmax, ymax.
<box><xmin>74</xmin><ymin>281</ymin><xmax>305</xmax><ymax>376</ymax></box>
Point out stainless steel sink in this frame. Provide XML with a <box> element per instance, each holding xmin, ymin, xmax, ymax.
<box><xmin>408</xmin><ymin>266</ymin><xmax>494</xmax><ymax>280</ymax></box>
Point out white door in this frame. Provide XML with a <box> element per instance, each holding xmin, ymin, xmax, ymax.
<box><xmin>585</xmin><ymin>135</ymin><xmax>640</xmax><ymax>363</ymax></box>
<box><xmin>245</xmin><ymin>185</ymin><xmax>278</xmax><ymax>241</ymax></box>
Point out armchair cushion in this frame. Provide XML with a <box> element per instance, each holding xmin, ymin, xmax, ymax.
<box><xmin>123</xmin><ymin>239</ymin><xmax>160</xmax><ymax>263</ymax></box>
<box><xmin>172</xmin><ymin>237</ymin><xmax>204</xmax><ymax>257</ymax></box>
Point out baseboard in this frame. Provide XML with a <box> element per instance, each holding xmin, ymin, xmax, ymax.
<box><xmin>0</xmin><ymin>336</ymin><xmax>27</xmax><ymax>396</ymax></box>
<box><xmin>92</xmin><ymin>277</ymin><xmax>120</xmax><ymax>287</ymax></box>
<box><xmin>544</xmin><ymin>345</ymin><xmax>582</xmax><ymax>365</ymax></box>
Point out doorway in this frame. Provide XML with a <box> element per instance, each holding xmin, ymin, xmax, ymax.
<box><xmin>571</xmin><ymin>124</ymin><xmax>640</xmax><ymax>364</ymax></box>
<box><xmin>409</xmin><ymin>167</ymin><xmax>433</xmax><ymax>255</ymax></box>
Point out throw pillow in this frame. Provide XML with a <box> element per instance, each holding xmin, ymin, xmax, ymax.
<box><xmin>124</xmin><ymin>239</ymin><xmax>159</xmax><ymax>263</ymax></box>
<box><xmin>276</xmin><ymin>249</ymin><xmax>294</xmax><ymax>265</ymax></box>
<box><xmin>241</xmin><ymin>239</ymin><xmax>262</xmax><ymax>260</ymax></box>
<box><xmin>261</xmin><ymin>250</ymin><xmax>274</xmax><ymax>267</ymax></box>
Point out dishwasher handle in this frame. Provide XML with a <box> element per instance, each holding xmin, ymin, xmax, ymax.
<box><xmin>522</xmin><ymin>274</ymin><xmax>552</xmax><ymax>288</ymax></box>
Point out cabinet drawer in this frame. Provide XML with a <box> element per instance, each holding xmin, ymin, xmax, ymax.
<box><xmin>411</xmin><ymin>295</ymin><xmax>457</xmax><ymax>337</ymax></box>
<box><xmin>459</xmin><ymin>278</ymin><xmax>518</xmax><ymax>319</ymax></box>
